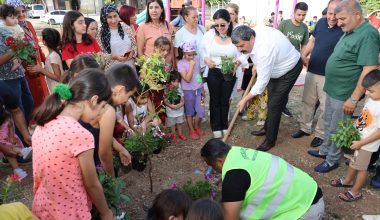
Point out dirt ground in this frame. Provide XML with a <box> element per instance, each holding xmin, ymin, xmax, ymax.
<box><xmin>1</xmin><ymin>83</ymin><xmax>379</xmax><ymax>220</ymax></box>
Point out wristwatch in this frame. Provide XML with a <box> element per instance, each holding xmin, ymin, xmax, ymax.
<box><xmin>349</xmin><ymin>96</ymin><xmax>358</xmax><ymax>105</ymax></box>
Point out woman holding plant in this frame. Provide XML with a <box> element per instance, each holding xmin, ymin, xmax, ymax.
<box><xmin>200</xmin><ymin>9</ymin><xmax>243</xmax><ymax>138</ymax></box>
<box><xmin>98</xmin><ymin>4</ymin><xmax>137</xmax><ymax>72</ymax></box>
<box><xmin>7</xmin><ymin>0</ymin><xmax>49</xmax><ymax>110</ymax></box>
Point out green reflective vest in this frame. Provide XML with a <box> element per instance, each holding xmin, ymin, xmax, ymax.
<box><xmin>222</xmin><ymin>147</ymin><xmax>317</xmax><ymax>220</ymax></box>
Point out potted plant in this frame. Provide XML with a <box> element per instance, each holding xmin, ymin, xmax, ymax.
<box><xmin>331</xmin><ymin>118</ymin><xmax>361</xmax><ymax>155</ymax></box>
<box><xmin>172</xmin><ymin>173</ymin><xmax>220</xmax><ymax>201</ymax></box>
<box><xmin>220</xmin><ymin>56</ymin><xmax>235</xmax><ymax>82</ymax></box>
<box><xmin>137</xmin><ymin>53</ymin><xmax>171</xmax><ymax>90</ymax></box>
<box><xmin>92</xmin><ymin>166</ymin><xmax>131</xmax><ymax>220</ymax></box>
<box><xmin>164</xmin><ymin>84</ymin><xmax>181</xmax><ymax>105</ymax></box>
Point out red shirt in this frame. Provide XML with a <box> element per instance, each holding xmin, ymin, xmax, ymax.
<box><xmin>369</xmin><ymin>15</ymin><xmax>380</xmax><ymax>30</ymax></box>
<box><xmin>62</xmin><ymin>38</ymin><xmax>101</xmax><ymax>61</ymax></box>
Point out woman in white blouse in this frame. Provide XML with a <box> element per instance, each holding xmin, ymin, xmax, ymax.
<box><xmin>201</xmin><ymin>9</ymin><xmax>243</xmax><ymax>138</ymax></box>
<box><xmin>98</xmin><ymin>4</ymin><xmax>137</xmax><ymax>71</ymax></box>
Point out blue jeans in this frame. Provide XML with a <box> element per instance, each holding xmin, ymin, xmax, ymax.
<box><xmin>2</xmin><ymin>77</ymin><xmax>33</xmax><ymax>123</ymax></box>
<box><xmin>319</xmin><ymin>94</ymin><xmax>350</xmax><ymax>164</ymax></box>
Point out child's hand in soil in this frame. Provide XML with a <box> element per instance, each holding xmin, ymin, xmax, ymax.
<box><xmin>350</xmin><ymin>141</ymin><xmax>362</xmax><ymax>150</ymax></box>
<box><xmin>119</xmin><ymin>149</ymin><xmax>131</xmax><ymax>166</ymax></box>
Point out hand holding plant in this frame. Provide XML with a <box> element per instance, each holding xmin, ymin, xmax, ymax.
<box><xmin>221</xmin><ymin>56</ymin><xmax>235</xmax><ymax>75</ymax></box>
<box><xmin>5</xmin><ymin>36</ymin><xmax>36</xmax><ymax>66</ymax></box>
<box><xmin>331</xmin><ymin>118</ymin><xmax>361</xmax><ymax>148</ymax></box>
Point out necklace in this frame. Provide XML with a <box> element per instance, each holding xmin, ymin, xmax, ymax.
<box><xmin>220</xmin><ymin>35</ymin><xmax>228</xmax><ymax>41</ymax></box>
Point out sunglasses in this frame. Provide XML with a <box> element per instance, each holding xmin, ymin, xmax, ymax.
<box><xmin>214</xmin><ymin>23</ymin><xmax>227</xmax><ymax>28</ymax></box>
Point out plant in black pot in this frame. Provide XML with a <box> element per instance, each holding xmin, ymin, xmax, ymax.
<box><xmin>221</xmin><ymin>56</ymin><xmax>236</xmax><ymax>81</ymax></box>
<box><xmin>331</xmin><ymin>118</ymin><xmax>361</xmax><ymax>155</ymax></box>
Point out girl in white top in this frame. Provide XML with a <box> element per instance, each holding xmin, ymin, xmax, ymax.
<box><xmin>125</xmin><ymin>83</ymin><xmax>160</xmax><ymax>133</ymax></box>
<box><xmin>27</xmin><ymin>28</ymin><xmax>64</xmax><ymax>93</ymax></box>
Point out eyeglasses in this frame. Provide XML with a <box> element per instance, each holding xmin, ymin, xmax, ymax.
<box><xmin>214</xmin><ymin>23</ymin><xmax>227</xmax><ymax>28</ymax></box>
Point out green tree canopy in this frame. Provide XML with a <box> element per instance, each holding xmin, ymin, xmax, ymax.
<box><xmin>360</xmin><ymin>0</ymin><xmax>380</xmax><ymax>15</ymax></box>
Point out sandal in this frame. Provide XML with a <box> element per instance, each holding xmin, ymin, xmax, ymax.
<box><xmin>338</xmin><ymin>191</ymin><xmax>362</xmax><ymax>202</ymax></box>
<box><xmin>330</xmin><ymin>177</ymin><xmax>353</xmax><ymax>188</ymax></box>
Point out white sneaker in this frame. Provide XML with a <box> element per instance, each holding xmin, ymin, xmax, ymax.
<box><xmin>20</xmin><ymin>147</ymin><xmax>32</xmax><ymax>160</ymax></box>
<box><xmin>14</xmin><ymin>168</ymin><xmax>27</xmax><ymax>179</ymax></box>
<box><xmin>213</xmin><ymin>131</ymin><xmax>223</xmax><ymax>138</ymax></box>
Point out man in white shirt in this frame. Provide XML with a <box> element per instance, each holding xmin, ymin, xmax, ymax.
<box><xmin>233</xmin><ymin>25</ymin><xmax>302</xmax><ymax>151</ymax></box>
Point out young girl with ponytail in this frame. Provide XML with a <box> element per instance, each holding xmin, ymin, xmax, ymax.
<box><xmin>32</xmin><ymin>69</ymin><xmax>113</xmax><ymax>220</ymax></box>
<box><xmin>27</xmin><ymin>28</ymin><xmax>64</xmax><ymax>92</ymax></box>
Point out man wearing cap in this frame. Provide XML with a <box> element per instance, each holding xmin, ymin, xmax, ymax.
<box><xmin>201</xmin><ymin>139</ymin><xmax>324</xmax><ymax>220</ymax></box>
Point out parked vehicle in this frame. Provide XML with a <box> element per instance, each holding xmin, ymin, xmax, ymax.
<box><xmin>26</xmin><ymin>4</ymin><xmax>45</xmax><ymax>18</ymax></box>
<box><xmin>40</xmin><ymin>10</ymin><xmax>67</xmax><ymax>25</ymax></box>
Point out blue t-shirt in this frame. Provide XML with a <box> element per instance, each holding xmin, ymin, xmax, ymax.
<box><xmin>308</xmin><ymin>18</ymin><xmax>344</xmax><ymax>75</ymax></box>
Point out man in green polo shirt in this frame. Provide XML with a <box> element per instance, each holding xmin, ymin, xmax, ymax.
<box><xmin>201</xmin><ymin>139</ymin><xmax>324</xmax><ymax>220</ymax></box>
<box><xmin>308</xmin><ymin>0</ymin><xmax>380</xmax><ymax>173</ymax></box>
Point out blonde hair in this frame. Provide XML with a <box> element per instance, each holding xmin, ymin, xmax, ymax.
<box><xmin>226</xmin><ymin>3</ymin><xmax>239</xmax><ymax>23</ymax></box>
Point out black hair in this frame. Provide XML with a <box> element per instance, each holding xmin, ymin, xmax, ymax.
<box><xmin>62</xmin><ymin>54</ymin><xmax>100</xmax><ymax>83</ymax></box>
<box><xmin>84</xmin><ymin>17</ymin><xmax>96</xmax><ymax>32</ymax></box>
<box><xmin>201</xmin><ymin>139</ymin><xmax>231</xmax><ymax>165</ymax></box>
<box><xmin>169</xmin><ymin>70</ymin><xmax>181</xmax><ymax>83</ymax></box>
<box><xmin>0</xmin><ymin>4</ymin><xmax>16</xmax><ymax>19</ymax></box>
<box><xmin>212</xmin><ymin>9</ymin><xmax>233</xmax><ymax>37</ymax></box>
<box><xmin>34</xmin><ymin>69</ymin><xmax>112</xmax><ymax>126</ymax></box>
<box><xmin>133</xmin><ymin>82</ymin><xmax>150</xmax><ymax>98</ymax></box>
<box><xmin>0</xmin><ymin>100</ymin><xmax>10</xmax><ymax>125</ymax></box>
<box><xmin>294</xmin><ymin>2</ymin><xmax>308</xmax><ymax>12</ymax></box>
<box><xmin>362</xmin><ymin>69</ymin><xmax>380</xmax><ymax>89</ymax></box>
<box><xmin>62</xmin><ymin>11</ymin><xmax>93</xmax><ymax>54</ymax></box>
<box><xmin>147</xmin><ymin>189</ymin><xmax>192</xmax><ymax>220</ymax></box>
<box><xmin>186</xmin><ymin>199</ymin><xmax>224</xmax><ymax>220</ymax></box>
<box><xmin>146</xmin><ymin>0</ymin><xmax>166</xmax><ymax>23</ymax></box>
<box><xmin>106</xmin><ymin>63</ymin><xmax>139</xmax><ymax>92</ymax></box>
<box><xmin>42</xmin><ymin>28</ymin><xmax>63</xmax><ymax>61</ymax></box>
<box><xmin>322</xmin><ymin>7</ymin><xmax>327</xmax><ymax>16</ymax></box>
<box><xmin>271</xmin><ymin>12</ymin><xmax>275</xmax><ymax>16</ymax></box>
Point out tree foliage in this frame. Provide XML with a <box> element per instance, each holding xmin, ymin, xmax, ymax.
<box><xmin>360</xmin><ymin>0</ymin><xmax>380</xmax><ymax>15</ymax></box>
<box><xmin>206</xmin><ymin>0</ymin><xmax>229</xmax><ymax>6</ymax></box>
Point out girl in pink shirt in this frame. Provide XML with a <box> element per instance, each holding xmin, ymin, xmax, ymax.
<box><xmin>32</xmin><ymin>69</ymin><xmax>113</xmax><ymax>220</ymax></box>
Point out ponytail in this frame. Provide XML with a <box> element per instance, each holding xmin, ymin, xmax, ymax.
<box><xmin>34</xmin><ymin>69</ymin><xmax>112</xmax><ymax>126</ymax></box>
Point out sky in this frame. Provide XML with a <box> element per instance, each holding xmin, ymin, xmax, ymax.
<box><xmin>232</xmin><ymin>0</ymin><xmax>330</xmax><ymax>25</ymax></box>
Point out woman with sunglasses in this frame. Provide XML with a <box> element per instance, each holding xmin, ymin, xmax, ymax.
<box><xmin>200</xmin><ymin>9</ymin><xmax>243</xmax><ymax>139</ymax></box>
<box><xmin>6</xmin><ymin>0</ymin><xmax>49</xmax><ymax>111</ymax></box>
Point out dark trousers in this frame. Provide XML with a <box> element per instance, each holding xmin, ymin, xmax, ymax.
<box><xmin>207</xmin><ymin>68</ymin><xmax>236</xmax><ymax>131</ymax></box>
<box><xmin>3</xmin><ymin>77</ymin><xmax>34</xmax><ymax>145</ymax></box>
<box><xmin>264</xmin><ymin>59</ymin><xmax>302</xmax><ymax>143</ymax></box>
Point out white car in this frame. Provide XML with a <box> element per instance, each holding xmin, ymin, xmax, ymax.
<box><xmin>26</xmin><ymin>4</ymin><xmax>45</xmax><ymax>18</ymax></box>
<box><xmin>40</xmin><ymin>10</ymin><xmax>67</xmax><ymax>25</ymax></box>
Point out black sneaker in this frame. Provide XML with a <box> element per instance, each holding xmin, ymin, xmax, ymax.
<box><xmin>282</xmin><ymin>107</ymin><xmax>293</xmax><ymax>117</ymax></box>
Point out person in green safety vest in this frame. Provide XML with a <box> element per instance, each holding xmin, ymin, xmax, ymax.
<box><xmin>201</xmin><ymin>138</ymin><xmax>325</xmax><ymax>220</ymax></box>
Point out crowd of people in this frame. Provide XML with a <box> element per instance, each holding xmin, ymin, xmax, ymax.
<box><xmin>0</xmin><ymin>0</ymin><xmax>380</xmax><ymax>219</ymax></box>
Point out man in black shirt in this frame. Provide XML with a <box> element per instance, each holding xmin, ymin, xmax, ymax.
<box><xmin>201</xmin><ymin>139</ymin><xmax>324</xmax><ymax>220</ymax></box>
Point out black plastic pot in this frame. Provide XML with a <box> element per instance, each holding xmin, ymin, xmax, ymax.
<box><xmin>341</xmin><ymin>147</ymin><xmax>355</xmax><ymax>155</ymax></box>
<box><xmin>222</xmin><ymin>74</ymin><xmax>235</xmax><ymax>82</ymax></box>
<box><xmin>153</xmin><ymin>146</ymin><xmax>162</xmax><ymax>154</ymax></box>
<box><xmin>131</xmin><ymin>154</ymin><xmax>148</xmax><ymax>171</ymax></box>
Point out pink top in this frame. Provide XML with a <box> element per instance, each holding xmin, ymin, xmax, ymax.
<box><xmin>0</xmin><ymin>119</ymin><xmax>23</xmax><ymax>147</ymax></box>
<box><xmin>136</xmin><ymin>22</ymin><xmax>173</xmax><ymax>62</ymax></box>
<box><xmin>32</xmin><ymin>116</ymin><xmax>94</xmax><ymax>220</ymax></box>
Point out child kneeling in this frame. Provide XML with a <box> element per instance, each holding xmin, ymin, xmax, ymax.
<box><xmin>330</xmin><ymin>69</ymin><xmax>380</xmax><ymax>202</ymax></box>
